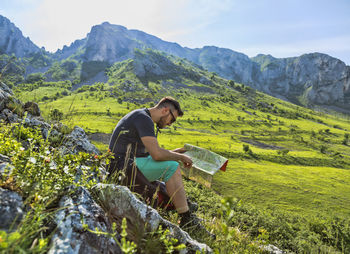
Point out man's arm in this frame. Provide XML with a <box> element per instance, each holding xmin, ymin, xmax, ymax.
<box><xmin>141</xmin><ymin>136</ymin><xmax>192</xmax><ymax>168</ymax></box>
<box><xmin>172</xmin><ymin>147</ymin><xmax>186</xmax><ymax>153</ymax></box>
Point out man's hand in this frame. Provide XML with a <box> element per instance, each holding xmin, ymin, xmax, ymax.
<box><xmin>173</xmin><ymin>147</ymin><xmax>187</xmax><ymax>153</ymax></box>
<box><xmin>180</xmin><ymin>154</ymin><xmax>192</xmax><ymax>169</ymax></box>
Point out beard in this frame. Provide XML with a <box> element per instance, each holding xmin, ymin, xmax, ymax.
<box><xmin>156</xmin><ymin>115</ymin><xmax>168</xmax><ymax>129</ymax></box>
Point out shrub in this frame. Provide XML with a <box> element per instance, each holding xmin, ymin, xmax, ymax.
<box><xmin>243</xmin><ymin>144</ymin><xmax>251</xmax><ymax>153</ymax></box>
<box><xmin>49</xmin><ymin>108</ymin><xmax>63</xmax><ymax>122</ymax></box>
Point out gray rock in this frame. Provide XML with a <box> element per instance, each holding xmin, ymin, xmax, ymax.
<box><xmin>49</xmin><ymin>186</ymin><xmax>121</xmax><ymax>254</ymax></box>
<box><xmin>0</xmin><ymin>188</ymin><xmax>24</xmax><ymax>232</ymax></box>
<box><xmin>92</xmin><ymin>183</ymin><xmax>212</xmax><ymax>254</ymax></box>
<box><xmin>0</xmin><ymin>82</ymin><xmax>13</xmax><ymax>111</ymax></box>
<box><xmin>0</xmin><ymin>109</ymin><xmax>20</xmax><ymax>123</ymax></box>
<box><xmin>263</xmin><ymin>244</ymin><xmax>285</xmax><ymax>254</ymax></box>
<box><xmin>23</xmin><ymin>101</ymin><xmax>41</xmax><ymax>116</ymax></box>
<box><xmin>61</xmin><ymin>126</ymin><xmax>100</xmax><ymax>155</ymax></box>
<box><xmin>0</xmin><ymin>154</ymin><xmax>11</xmax><ymax>163</ymax></box>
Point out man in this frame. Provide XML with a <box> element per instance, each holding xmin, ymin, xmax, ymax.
<box><xmin>108</xmin><ymin>97</ymin><xmax>199</xmax><ymax>228</ymax></box>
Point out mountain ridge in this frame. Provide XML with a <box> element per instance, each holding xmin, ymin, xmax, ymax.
<box><xmin>1</xmin><ymin>14</ymin><xmax>350</xmax><ymax>113</ymax></box>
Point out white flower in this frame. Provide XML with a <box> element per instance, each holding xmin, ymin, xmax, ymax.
<box><xmin>49</xmin><ymin>161</ymin><xmax>57</xmax><ymax>170</ymax></box>
<box><xmin>29</xmin><ymin>157</ymin><xmax>36</xmax><ymax>164</ymax></box>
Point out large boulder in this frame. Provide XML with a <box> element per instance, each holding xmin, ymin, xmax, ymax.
<box><xmin>0</xmin><ymin>188</ymin><xmax>24</xmax><ymax>232</ymax></box>
<box><xmin>61</xmin><ymin>126</ymin><xmax>100</xmax><ymax>155</ymax></box>
<box><xmin>0</xmin><ymin>82</ymin><xmax>13</xmax><ymax>112</ymax></box>
<box><xmin>48</xmin><ymin>186</ymin><xmax>121</xmax><ymax>254</ymax></box>
<box><xmin>23</xmin><ymin>102</ymin><xmax>41</xmax><ymax>116</ymax></box>
<box><xmin>92</xmin><ymin>183</ymin><xmax>212</xmax><ymax>254</ymax></box>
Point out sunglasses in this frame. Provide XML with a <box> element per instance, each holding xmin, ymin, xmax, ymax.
<box><xmin>169</xmin><ymin>110</ymin><xmax>176</xmax><ymax>124</ymax></box>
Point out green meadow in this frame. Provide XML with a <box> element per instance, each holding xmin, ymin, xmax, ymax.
<box><xmin>15</xmin><ymin>82</ymin><xmax>350</xmax><ymax>222</ymax></box>
<box><xmin>12</xmin><ymin>54</ymin><xmax>350</xmax><ymax>251</ymax></box>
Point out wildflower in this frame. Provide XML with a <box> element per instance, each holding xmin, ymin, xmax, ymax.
<box><xmin>29</xmin><ymin>157</ymin><xmax>36</xmax><ymax>164</ymax></box>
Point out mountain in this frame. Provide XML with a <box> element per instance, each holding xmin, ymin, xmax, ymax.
<box><xmin>51</xmin><ymin>21</ymin><xmax>350</xmax><ymax>110</ymax></box>
<box><xmin>252</xmin><ymin>53</ymin><xmax>350</xmax><ymax>107</ymax></box>
<box><xmin>0</xmin><ymin>15</ymin><xmax>41</xmax><ymax>57</ymax></box>
<box><xmin>1</xmin><ymin>15</ymin><xmax>350</xmax><ymax>113</ymax></box>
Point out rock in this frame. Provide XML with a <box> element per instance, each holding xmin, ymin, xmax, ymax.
<box><xmin>61</xmin><ymin>126</ymin><xmax>100</xmax><ymax>155</ymax></box>
<box><xmin>0</xmin><ymin>188</ymin><xmax>24</xmax><ymax>232</ymax></box>
<box><xmin>92</xmin><ymin>183</ymin><xmax>212</xmax><ymax>254</ymax></box>
<box><xmin>0</xmin><ymin>82</ymin><xmax>13</xmax><ymax>112</ymax></box>
<box><xmin>263</xmin><ymin>244</ymin><xmax>285</xmax><ymax>254</ymax></box>
<box><xmin>0</xmin><ymin>108</ymin><xmax>20</xmax><ymax>124</ymax></box>
<box><xmin>23</xmin><ymin>102</ymin><xmax>41</xmax><ymax>116</ymax></box>
<box><xmin>48</xmin><ymin>186</ymin><xmax>121</xmax><ymax>254</ymax></box>
<box><xmin>0</xmin><ymin>154</ymin><xmax>11</xmax><ymax>163</ymax></box>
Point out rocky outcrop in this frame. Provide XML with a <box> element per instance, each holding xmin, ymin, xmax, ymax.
<box><xmin>61</xmin><ymin>126</ymin><xmax>100</xmax><ymax>155</ymax></box>
<box><xmin>0</xmin><ymin>15</ymin><xmax>40</xmax><ymax>57</ymax></box>
<box><xmin>0</xmin><ymin>188</ymin><xmax>24</xmax><ymax>232</ymax></box>
<box><xmin>252</xmin><ymin>53</ymin><xmax>350</xmax><ymax>105</ymax></box>
<box><xmin>83</xmin><ymin>23</ymin><xmax>141</xmax><ymax>63</ymax></box>
<box><xmin>48</xmin><ymin>186</ymin><xmax>121</xmax><ymax>254</ymax></box>
<box><xmin>92</xmin><ymin>184</ymin><xmax>212</xmax><ymax>253</ymax></box>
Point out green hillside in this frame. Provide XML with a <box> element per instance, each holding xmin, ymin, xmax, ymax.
<box><xmin>12</xmin><ymin>49</ymin><xmax>350</xmax><ymax>253</ymax></box>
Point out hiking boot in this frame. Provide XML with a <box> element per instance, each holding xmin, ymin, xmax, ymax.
<box><xmin>179</xmin><ymin>211</ymin><xmax>216</xmax><ymax>239</ymax></box>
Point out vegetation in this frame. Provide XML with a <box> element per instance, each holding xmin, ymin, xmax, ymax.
<box><xmin>3</xmin><ymin>47</ymin><xmax>350</xmax><ymax>252</ymax></box>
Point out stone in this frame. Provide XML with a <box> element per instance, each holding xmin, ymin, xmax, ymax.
<box><xmin>61</xmin><ymin>126</ymin><xmax>100</xmax><ymax>155</ymax></box>
<box><xmin>48</xmin><ymin>186</ymin><xmax>121</xmax><ymax>254</ymax></box>
<box><xmin>1</xmin><ymin>109</ymin><xmax>19</xmax><ymax>124</ymax></box>
<box><xmin>0</xmin><ymin>188</ymin><xmax>24</xmax><ymax>232</ymax></box>
<box><xmin>92</xmin><ymin>183</ymin><xmax>212</xmax><ymax>254</ymax></box>
<box><xmin>23</xmin><ymin>101</ymin><xmax>41</xmax><ymax>116</ymax></box>
<box><xmin>263</xmin><ymin>244</ymin><xmax>285</xmax><ymax>254</ymax></box>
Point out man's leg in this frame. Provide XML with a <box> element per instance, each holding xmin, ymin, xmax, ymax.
<box><xmin>165</xmin><ymin>166</ymin><xmax>189</xmax><ymax>213</ymax></box>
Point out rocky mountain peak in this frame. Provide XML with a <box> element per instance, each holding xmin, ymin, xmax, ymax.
<box><xmin>0</xmin><ymin>15</ymin><xmax>40</xmax><ymax>57</ymax></box>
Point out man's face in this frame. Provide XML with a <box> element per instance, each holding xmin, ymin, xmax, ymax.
<box><xmin>157</xmin><ymin>108</ymin><xmax>177</xmax><ymax>129</ymax></box>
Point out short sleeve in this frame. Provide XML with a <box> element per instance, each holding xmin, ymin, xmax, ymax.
<box><xmin>134</xmin><ymin>113</ymin><xmax>155</xmax><ymax>138</ymax></box>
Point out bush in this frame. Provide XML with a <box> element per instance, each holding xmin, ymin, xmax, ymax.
<box><xmin>25</xmin><ymin>73</ymin><xmax>45</xmax><ymax>83</ymax></box>
<box><xmin>49</xmin><ymin>108</ymin><xmax>63</xmax><ymax>122</ymax></box>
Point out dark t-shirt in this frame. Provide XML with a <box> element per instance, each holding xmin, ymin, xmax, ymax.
<box><xmin>109</xmin><ymin>108</ymin><xmax>155</xmax><ymax>158</ymax></box>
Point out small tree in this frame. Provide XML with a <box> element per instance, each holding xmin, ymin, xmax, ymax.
<box><xmin>49</xmin><ymin>108</ymin><xmax>63</xmax><ymax>122</ymax></box>
<box><xmin>243</xmin><ymin>144</ymin><xmax>251</xmax><ymax>153</ymax></box>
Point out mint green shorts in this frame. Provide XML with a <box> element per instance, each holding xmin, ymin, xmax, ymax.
<box><xmin>135</xmin><ymin>156</ymin><xmax>179</xmax><ymax>182</ymax></box>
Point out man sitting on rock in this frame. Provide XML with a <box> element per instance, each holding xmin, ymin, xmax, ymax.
<box><xmin>108</xmin><ymin>96</ymin><xmax>203</xmax><ymax>230</ymax></box>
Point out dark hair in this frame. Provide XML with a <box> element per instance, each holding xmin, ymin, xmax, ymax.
<box><xmin>156</xmin><ymin>96</ymin><xmax>183</xmax><ymax>116</ymax></box>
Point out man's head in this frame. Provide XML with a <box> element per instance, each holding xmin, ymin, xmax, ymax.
<box><xmin>155</xmin><ymin>96</ymin><xmax>183</xmax><ymax>129</ymax></box>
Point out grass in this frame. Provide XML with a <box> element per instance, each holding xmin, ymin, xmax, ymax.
<box><xmin>12</xmin><ymin>61</ymin><xmax>350</xmax><ymax>252</ymax></box>
<box><xmin>20</xmin><ymin>86</ymin><xmax>350</xmax><ymax>221</ymax></box>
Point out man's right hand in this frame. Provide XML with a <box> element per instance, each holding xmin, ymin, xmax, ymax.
<box><xmin>180</xmin><ymin>154</ymin><xmax>193</xmax><ymax>168</ymax></box>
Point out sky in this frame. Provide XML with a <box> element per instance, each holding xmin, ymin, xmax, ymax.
<box><xmin>2</xmin><ymin>0</ymin><xmax>350</xmax><ymax>65</ymax></box>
